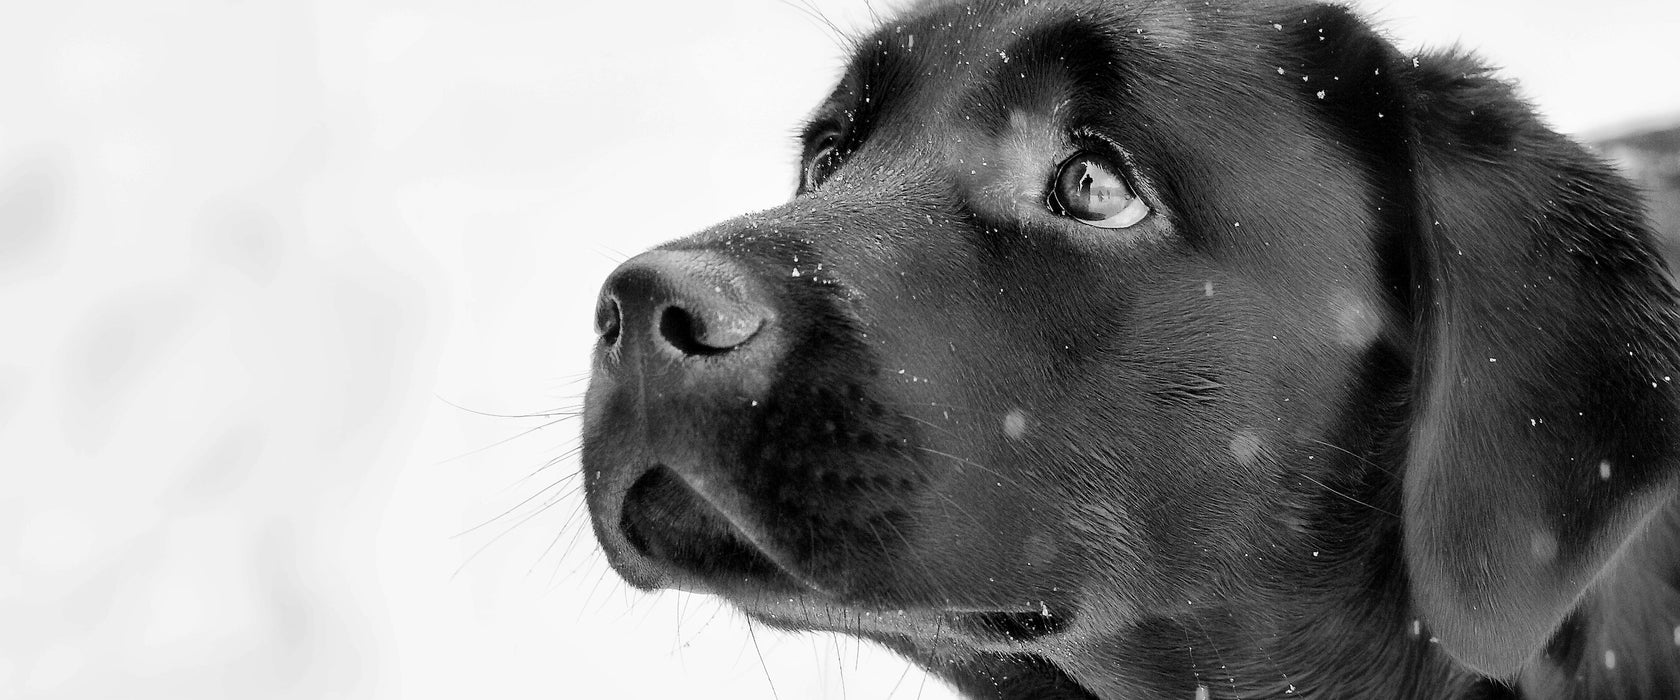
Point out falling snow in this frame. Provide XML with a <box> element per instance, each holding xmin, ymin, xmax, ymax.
<box><xmin>1529</xmin><ymin>530</ymin><xmax>1557</xmax><ymax>562</ymax></box>
<box><xmin>1003</xmin><ymin>409</ymin><xmax>1029</xmax><ymax>440</ymax></box>
<box><xmin>1334</xmin><ymin>293</ymin><xmax>1379</xmax><ymax>347</ymax></box>
<box><xmin>1229</xmin><ymin>430</ymin><xmax>1263</xmax><ymax>466</ymax></box>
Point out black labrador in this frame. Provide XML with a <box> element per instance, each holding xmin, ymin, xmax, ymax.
<box><xmin>580</xmin><ymin>1</ymin><xmax>1680</xmax><ymax>697</ymax></box>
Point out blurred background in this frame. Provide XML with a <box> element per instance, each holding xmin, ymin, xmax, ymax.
<box><xmin>0</xmin><ymin>0</ymin><xmax>1674</xmax><ymax>698</ymax></box>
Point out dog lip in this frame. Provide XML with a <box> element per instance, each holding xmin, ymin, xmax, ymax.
<box><xmin>615</xmin><ymin>463</ymin><xmax>832</xmax><ymax>596</ymax></box>
<box><xmin>734</xmin><ymin>596</ymin><xmax>1074</xmax><ymax>648</ymax></box>
<box><xmin>943</xmin><ymin>607</ymin><xmax>1071</xmax><ymax>642</ymax></box>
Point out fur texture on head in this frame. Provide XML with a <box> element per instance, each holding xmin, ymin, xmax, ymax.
<box><xmin>581</xmin><ymin>2</ymin><xmax>1680</xmax><ymax>697</ymax></box>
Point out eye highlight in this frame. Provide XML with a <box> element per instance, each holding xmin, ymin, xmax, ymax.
<box><xmin>803</xmin><ymin>129</ymin><xmax>844</xmax><ymax>190</ymax></box>
<box><xmin>1047</xmin><ymin>152</ymin><xmax>1150</xmax><ymax>229</ymax></box>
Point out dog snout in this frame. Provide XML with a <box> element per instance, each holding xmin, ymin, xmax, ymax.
<box><xmin>596</xmin><ymin>249</ymin><xmax>772</xmax><ymax>358</ymax></box>
<box><xmin>586</xmin><ymin>247</ymin><xmax>802</xmax><ymax>591</ymax></box>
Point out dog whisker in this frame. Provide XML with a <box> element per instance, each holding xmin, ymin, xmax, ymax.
<box><xmin>435</xmin><ymin>417</ymin><xmax>576</xmax><ymax>467</ymax></box>
<box><xmin>1296</xmin><ymin>473</ymin><xmax>1397</xmax><ymax>519</ymax></box>
<box><xmin>777</xmin><ymin>0</ymin><xmax>856</xmax><ymax>52</ymax></box>
<box><xmin>898</xmin><ymin>413</ymin><xmax>961</xmax><ymax>438</ymax></box>
<box><xmin>454</xmin><ymin>477</ymin><xmax>580</xmax><ymax>539</ymax></box>
<box><xmin>1304</xmin><ymin>437</ymin><xmax>1396</xmax><ymax>477</ymax></box>
<box><xmin>434</xmin><ymin>393</ymin><xmax>582</xmax><ymax>420</ymax></box>
<box><xmin>913</xmin><ymin>446</ymin><xmax>1030</xmax><ymax>491</ymax></box>
<box><xmin>452</xmin><ymin>481</ymin><xmax>580</xmax><ymax>580</ymax></box>
<box><xmin>531</xmin><ymin>495</ymin><xmax>595</xmax><ymax>577</ymax></box>
<box><xmin>744</xmin><ymin>618</ymin><xmax>782</xmax><ymax>700</ymax></box>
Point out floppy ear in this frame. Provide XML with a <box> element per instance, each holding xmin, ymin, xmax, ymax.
<box><xmin>1391</xmin><ymin>43</ymin><xmax>1680</xmax><ymax>675</ymax></box>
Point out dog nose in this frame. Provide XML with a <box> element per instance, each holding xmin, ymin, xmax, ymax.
<box><xmin>596</xmin><ymin>249</ymin><xmax>771</xmax><ymax>357</ymax></box>
<box><xmin>588</xmin><ymin>248</ymin><xmax>791</xmax><ymax>590</ymax></box>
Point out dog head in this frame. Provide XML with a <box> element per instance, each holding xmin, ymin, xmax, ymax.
<box><xmin>580</xmin><ymin>1</ymin><xmax>1680</xmax><ymax>695</ymax></box>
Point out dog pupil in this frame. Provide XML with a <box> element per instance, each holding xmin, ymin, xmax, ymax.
<box><xmin>1063</xmin><ymin>156</ymin><xmax>1129</xmax><ymax>220</ymax></box>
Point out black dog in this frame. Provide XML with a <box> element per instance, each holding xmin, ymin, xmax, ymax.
<box><xmin>580</xmin><ymin>1</ymin><xmax>1680</xmax><ymax>697</ymax></box>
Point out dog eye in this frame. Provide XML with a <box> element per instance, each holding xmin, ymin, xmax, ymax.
<box><xmin>1048</xmin><ymin>153</ymin><xmax>1150</xmax><ymax>229</ymax></box>
<box><xmin>804</xmin><ymin>130</ymin><xmax>844</xmax><ymax>189</ymax></box>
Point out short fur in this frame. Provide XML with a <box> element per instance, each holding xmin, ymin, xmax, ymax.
<box><xmin>580</xmin><ymin>1</ymin><xmax>1680</xmax><ymax>697</ymax></box>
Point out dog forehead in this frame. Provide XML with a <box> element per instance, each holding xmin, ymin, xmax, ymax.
<box><xmin>879</xmin><ymin>0</ymin><xmax>1242</xmax><ymax>58</ymax></box>
<box><xmin>836</xmin><ymin>4</ymin><xmax>1146</xmax><ymax>176</ymax></box>
<box><xmin>845</xmin><ymin>0</ymin><xmax>1275</xmax><ymax>145</ymax></box>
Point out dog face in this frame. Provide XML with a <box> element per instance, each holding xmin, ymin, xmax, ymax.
<box><xmin>581</xmin><ymin>1</ymin><xmax>1680</xmax><ymax>697</ymax></box>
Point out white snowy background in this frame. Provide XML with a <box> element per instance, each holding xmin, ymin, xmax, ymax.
<box><xmin>0</xmin><ymin>0</ymin><xmax>1675</xmax><ymax>698</ymax></box>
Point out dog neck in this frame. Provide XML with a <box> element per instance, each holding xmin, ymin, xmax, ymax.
<box><xmin>1079</xmin><ymin>443</ymin><xmax>1680</xmax><ymax>699</ymax></box>
<box><xmin>1056</xmin><ymin>455</ymin><xmax>1488</xmax><ymax>698</ymax></box>
<box><xmin>1026</xmin><ymin>366</ymin><xmax>1492</xmax><ymax>699</ymax></box>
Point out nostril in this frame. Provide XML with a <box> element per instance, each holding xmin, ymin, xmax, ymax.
<box><xmin>596</xmin><ymin>295</ymin><xmax>622</xmax><ymax>346</ymax></box>
<box><xmin>659</xmin><ymin>304</ymin><xmax>760</xmax><ymax>356</ymax></box>
<box><xmin>597</xmin><ymin>250</ymin><xmax>774</xmax><ymax>358</ymax></box>
<box><xmin>659</xmin><ymin>306</ymin><xmax>711</xmax><ymax>356</ymax></box>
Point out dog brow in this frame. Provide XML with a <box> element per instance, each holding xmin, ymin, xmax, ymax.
<box><xmin>798</xmin><ymin>28</ymin><xmax>923</xmax><ymax>146</ymax></box>
<box><xmin>962</xmin><ymin>18</ymin><xmax>1129</xmax><ymax>139</ymax></box>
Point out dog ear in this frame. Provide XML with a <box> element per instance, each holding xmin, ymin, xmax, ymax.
<box><xmin>1392</xmin><ymin>35</ymin><xmax>1680</xmax><ymax>676</ymax></box>
<box><xmin>1284</xmin><ymin>3</ymin><xmax>1680</xmax><ymax>677</ymax></box>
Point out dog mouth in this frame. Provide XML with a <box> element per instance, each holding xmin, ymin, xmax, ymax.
<box><xmin>617</xmin><ymin>467</ymin><xmax>1074</xmax><ymax>647</ymax></box>
<box><xmin>948</xmin><ymin>607</ymin><xmax>1071</xmax><ymax>641</ymax></box>
<box><xmin>617</xmin><ymin>464</ymin><xmax>820</xmax><ymax>594</ymax></box>
<box><xmin>735</xmin><ymin>595</ymin><xmax>1075</xmax><ymax>651</ymax></box>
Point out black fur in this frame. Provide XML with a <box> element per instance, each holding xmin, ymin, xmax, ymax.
<box><xmin>580</xmin><ymin>1</ymin><xmax>1680</xmax><ymax>697</ymax></box>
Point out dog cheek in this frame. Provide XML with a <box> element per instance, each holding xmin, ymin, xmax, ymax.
<box><xmin>1020</xmin><ymin>528</ymin><xmax>1063</xmax><ymax>573</ymax></box>
<box><xmin>1056</xmin><ymin>498</ymin><xmax>1151</xmax><ymax>592</ymax></box>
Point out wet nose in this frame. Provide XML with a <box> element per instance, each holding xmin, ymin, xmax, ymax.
<box><xmin>596</xmin><ymin>249</ymin><xmax>772</xmax><ymax>357</ymax></box>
